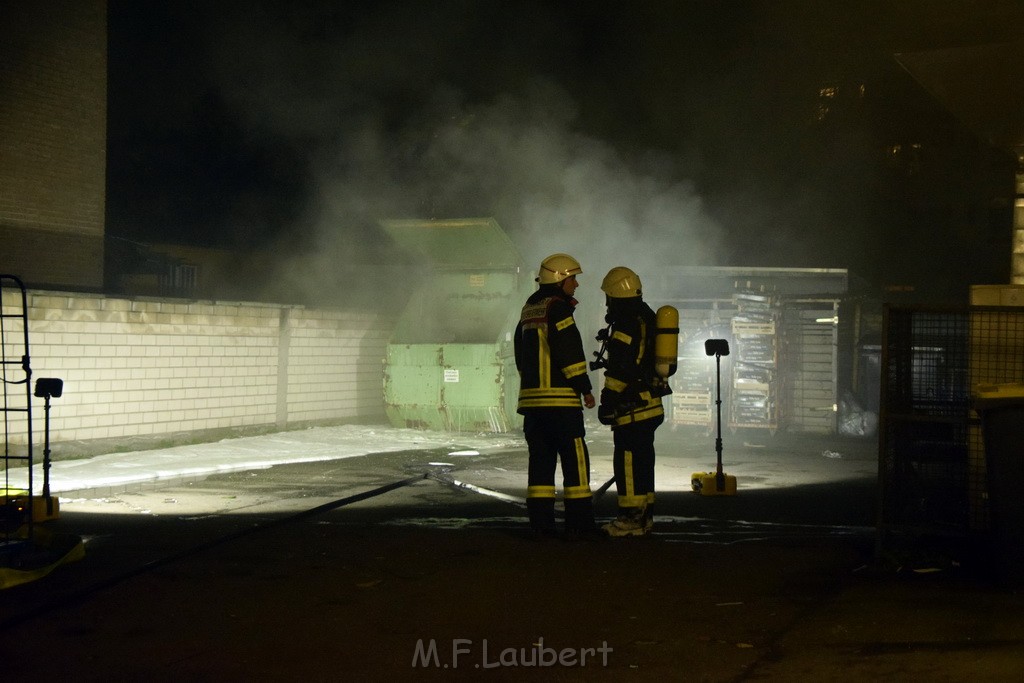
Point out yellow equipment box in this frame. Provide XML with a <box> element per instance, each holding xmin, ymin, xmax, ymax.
<box><xmin>691</xmin><ymin>471</ymin><xmax>737</xmax><ymax>496</ymax></box>
<box><xmin>2</xmin><ymin>489</ymin><xmax>60</xmax><ymax>523</ymax></box>
<box><xmin>31</xmin><ymin>496</ymin><xmax>60</xmax><ymax>522</ymax></box>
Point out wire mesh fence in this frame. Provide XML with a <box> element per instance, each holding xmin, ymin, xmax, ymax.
<box><xmin>880</xmin><ymin>305</ymin><xmax>1024</xmax><ymax>543</ymax></box>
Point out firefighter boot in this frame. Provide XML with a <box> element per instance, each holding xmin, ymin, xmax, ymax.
<box><xmin>527</xmin><ymin>497</ymin><xmax>557</xmax><ymax>539</ymax></box>
<box><xmin>602</xmin><ymin>506</ymin><xmax>649</xmax><ymax>538</ymax></box>
<box><xmin>563</xmin><ymin>497</ymin><xmax>604</xmax><ymax>541</ymax></box>
<box><xmin>643</xmin><ymin>498</ymin><xmax>655</xmax><ymax>533</ymax></box>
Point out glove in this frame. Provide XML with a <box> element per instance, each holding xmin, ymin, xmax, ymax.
<box><xmin>598</xmin><ymin>390</ymin><xmax>618</xmax><ymax>425</ymax></box>
<box><xmin>650</xmin><ymin>376</ymin><xmax>672</xmax><ymax>398</ymax></box>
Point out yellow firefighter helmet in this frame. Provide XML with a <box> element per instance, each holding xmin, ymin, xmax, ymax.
<box><xmin>536</xmin><ymin>253</ymin><xmax>583</xmax><ymax>284</ymax></box>
<box><xmin>601</xmin><ymin>266</ymin><xmax>642</xmax><ymax>298</ymax></box>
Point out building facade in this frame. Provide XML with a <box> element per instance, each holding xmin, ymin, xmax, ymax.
<box><xmin>1</xmin><ymin>0</ymin><xmax>107</xmax><ymax>290</ymax></box>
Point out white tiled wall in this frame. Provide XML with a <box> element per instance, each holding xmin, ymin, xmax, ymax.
<box><xmin>1</xmin><ymin>290</ymin><xmax>392</xmax><ymax>449</ymax></box>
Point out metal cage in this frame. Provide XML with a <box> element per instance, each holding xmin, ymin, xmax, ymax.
<box><xmin>879</xmin><ymin>305</ymin><xmax>1024</xmax><ymax>548</ymax></box>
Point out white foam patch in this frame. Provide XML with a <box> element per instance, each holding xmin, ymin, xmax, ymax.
<box><xmin>8</xmin><ymin>424</ymin><xmax>524</xmax><ymax>494</ymax></box>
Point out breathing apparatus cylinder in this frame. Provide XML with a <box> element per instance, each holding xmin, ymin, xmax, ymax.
<box><xmin>654</xmin><ymin>305</ymin><xmax>679</xmax><ymax>378</ymax></box>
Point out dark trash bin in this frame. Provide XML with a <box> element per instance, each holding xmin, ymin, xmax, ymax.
<box><xmin>973</xmin><ymin>383</ymin><xmax>1024</xmax><ymax>587</ymax></box>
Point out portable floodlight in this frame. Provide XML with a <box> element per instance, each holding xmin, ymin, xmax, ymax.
<box><xmin>692</xmin><ymin>340</ymin><xmax>737</xmax><ymax>496</ymax></box>
<box><xmin>704</xmin><ymin>338</ymin><xmax>730</xmax><ymax>357</ymax></box>
<box><xmin>32</xmin><ymin>377</ymin><xmax>64</xmax><ymax>520</ymax></box>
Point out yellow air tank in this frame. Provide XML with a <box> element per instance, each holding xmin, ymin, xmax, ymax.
<box><xmin>655</xmin><ymin>305</ymin><xmax>679</xmax><ymax>378</ymax></box>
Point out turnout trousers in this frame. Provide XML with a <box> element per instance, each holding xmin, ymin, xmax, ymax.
<box><xmin>612</xmin><ymin>415</ymin><xmax>663</xmax><ymax>520</ymax></box>
<box><xmin>523</xmin><ymin>410</ymin><xmax>596</xmax><ymax>532</ymax></box>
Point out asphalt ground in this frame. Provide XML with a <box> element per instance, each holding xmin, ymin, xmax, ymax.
<box><xmin>2</xmin><ymin>426</ymin><xmax>1024</xmax><ymax>681</ymax></box>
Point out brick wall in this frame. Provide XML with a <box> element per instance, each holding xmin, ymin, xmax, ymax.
<box><xmin>1</xmin><ymin>289</ymin><xmax>393</xmax><ymax>457</ymax></box>
<box><xmin>0</xmin><ymin>0</ymin><xmax>107</xmax><ymax>289</ymax></box>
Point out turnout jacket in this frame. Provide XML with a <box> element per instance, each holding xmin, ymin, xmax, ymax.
<box><xmin>599</xmin><ymin>298</ymin><xmax>665</xmax><ymax>427</ymax></box>
<box><xmin>514</xmin><ymin>284</ymin><xmax>593</xmax><ymax>412</ymax></box>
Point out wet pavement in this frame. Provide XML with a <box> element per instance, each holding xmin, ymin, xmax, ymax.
<box><xmin>2</xmin><ymin>422</ymin><xmax>1023</xmax><ymax>680</ymax></box>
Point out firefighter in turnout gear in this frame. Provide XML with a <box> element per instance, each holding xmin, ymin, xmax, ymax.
<box><xmin>514</xmin><ymin>253</ymin><xmax>601</xmax><ymax>540</ymax></box>
<box><xmin>596</xmin><ymin>266</ymin><xmax>670</xmax><ymax>537</ymax></box>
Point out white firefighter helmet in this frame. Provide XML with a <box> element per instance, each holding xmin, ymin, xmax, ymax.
<box><xmin>536</xmin><ymin>253</ymin><xmax>583</xmax><ymax>284</ymax></box>
<box><xmin>601</xmin><ymin>266</ymin><xmax>642</xmax><ymax>298</ymax></box>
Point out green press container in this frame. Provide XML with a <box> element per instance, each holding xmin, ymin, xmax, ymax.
<box><xmin>380</xmin><ymin>218</ymin><xmax>532</xmax><ymax>433</ymax></box>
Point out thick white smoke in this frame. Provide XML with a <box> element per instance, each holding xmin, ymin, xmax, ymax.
<box><xmin>198</xmin><ymin>3</ymin><xmax>724</xmax><ymax>307</ymax></box>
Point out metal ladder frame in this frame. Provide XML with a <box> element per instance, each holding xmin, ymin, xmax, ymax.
<box><xmin>1</xmin><ymin>274</ymin><xmax>33</xmax><ymax>540</ymax></box>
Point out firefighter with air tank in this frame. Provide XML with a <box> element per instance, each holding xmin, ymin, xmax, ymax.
<box><xmin>594</xmin><ymin>266</ymin><xmax>678</xmax><ymax>537</ymax></box>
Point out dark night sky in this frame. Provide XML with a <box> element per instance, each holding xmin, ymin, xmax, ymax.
<box><xmin>105</xmin><ymin>1</ymin><xmax>1023</xmax><ymax>302</ymax></box>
